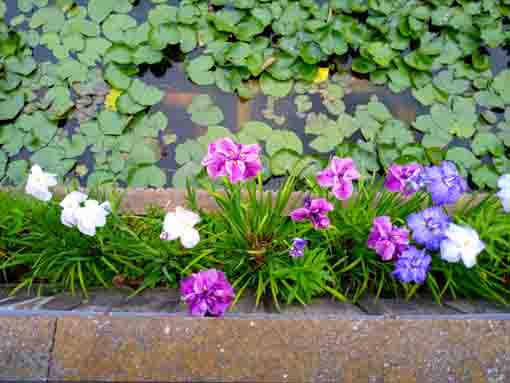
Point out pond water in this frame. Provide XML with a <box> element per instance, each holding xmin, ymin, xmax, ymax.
<box><xmin>1</xmin><ymin>0</ymin><xmax>510</xmax><ymax>189</ymax></box>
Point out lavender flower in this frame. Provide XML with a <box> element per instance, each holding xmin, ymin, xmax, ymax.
<box><xmin>367</xmin><ymin>216</ymin><xmax>410</xmax><ymax>261</ymax></box>
<box><xmin>289</xmin><ymin>238</ymin><xmax>308</xmax><ymax>258</ymax></box>
<box><xmin>290</xmin><ymin>196</ymin><xmax>334</xmax><ymax>230</ymax></box>
<box><xmin>201</xmin><ymin>137</ymin><xmax>262</xmax><ymax>183</ymax></box>
<box><xmin>392</xmin><ymin>246</ymin><xmax>431</xmax><ymax>284</ymax></box>
<box><xmin>423</xmin><ymin>161</ymin><xmax>467</xmax><ymax>206</ymax></box>
<box><xmin>406</xmin><ymin>207</ymin><xmax>450</xmax><ymax>251</ymax></box>
<box><xmin>384</xmin><ymin>163</ymin><xmax>423</xmax><ymax>196</ymax></box>
<box><xmin>496</xmin><ymin>174</ymin><xmax>510</xmax><ymax>212</ymax></box>
<box><xmin>180</xmin><ymin>269</ymin><xmax>235</xmax><ymax>317</ymax></box>
<box><xmin>316</xmin><ymin>157</ymin><xmax>360</xmax><ymax>200</ymax></box>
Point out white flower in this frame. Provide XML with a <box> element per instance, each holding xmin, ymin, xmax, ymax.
<box><xmin>440</xmin><ymin>223</ymin><xmax>485</xmax><ymax>268</ymax></box>
<box><xmin>60</xmin><ymin>191</ymin><xmax>88</xmax><ymax>227</ymax></box>
<box><xmin>160</xmin><ymin>207</ymin><xmax>201</xmax><ymax>248</ymax></box>
<box><xmin>25</xmin><ymin>165</ymin><xmax>57</xmax><ymax>202</ymax></box>
<box><xmin>74</xmin><ymin>199</ymin><xmax>111</xmax><ymax>236</ymax></box>
<box><xmin>497</xmin><ymin>174</ymin><xmax>510</xmax><ymax>212</ymax></box>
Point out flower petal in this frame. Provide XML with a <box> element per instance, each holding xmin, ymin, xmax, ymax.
<box><xmin>180</xmin><ymin>228</ymin><xmax>200</xmax><ymax>249</ymax></box>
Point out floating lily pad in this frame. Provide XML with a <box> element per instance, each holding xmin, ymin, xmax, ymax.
<box><xmin>186</xmin><ymin>95</ymin><xmax>224</xmax><ymax>126</ymax></box>
<box><xmin>128</xmin><ymin>79</ymin><xmax>163</xmax><ymax>106</ymax></box>
<box><xmin>260</xmin><ymin>73</ymin><xmax>293</xmax><ymax>98</ymax></box>
<box><xmin>128</xmin><ymin>165</ymin><xmax>166</xmax><ymax>188</ymax></box>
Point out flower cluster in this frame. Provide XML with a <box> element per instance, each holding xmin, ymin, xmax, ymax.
<box><xmin>375</xmin><ymin>161</ymin><xmax>485</xmax><ymax>284</ymax></box>
<box><xmin>180</xmin><ymin>269</ymin><xmax>235</xmax><ymax>317</ymax></box>
<box><xmin>60</xmin><ymin>191</ymin><xmax>111</xmax><ymax>236</ymax></box>
<box><xmin>384</xmin><ymin>163</ymin><xmax>423</xmax><ymax>196</ymax></box>
<box><xmin>25</xmin><ymin>164</ymin><xmax>57</xmax><ymax>202</ymax></box>
<box><xmin>290</xmin><ymin>197</ymin><xmax>334</xmax><ymax>230</ymax></box>
<box><xmin>25</xmin><ymin>165</ymin><xmax>111</xmax><ymax>237</ymax></box>
<box><xmin>23</xmin><ymin>142</ymin><xmax>502</xmax><ymax>315</ymax></box>
<box><xmin>367</xmin><ymin>216</ymin><xmax>410</xmax><ymax>261</ymax></box>
<box><xmin>160</xmin><ymin>206</ymin><xmax>201</xmax><ymax>249</ymax></box>
<box><xmin>289</xmin><ymin>238</ymin><xmax>308</xmax><ymax>258</ymax></box>
<box><xmin>201</xmin><ymin>137</ymin><xmax>262</xmax><ymax>183</ymax></box>
<box><xmin>316</xmin><ymin>157</ymin><xmax>360</xmax><ymax>200</ymax></box>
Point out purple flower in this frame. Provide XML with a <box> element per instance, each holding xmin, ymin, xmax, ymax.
<box><xmin>423</xmin><ymin>161</ymin><xmax>468</xmax><ymax>206</ymax></box>
<box><xmin>201</xmin><ymin>137</ymin><xmax>262</xmax><ymax>183</ymax></box>
<box><xmin>180</xmin><ymin>269</ymin><xmax>235</xmax><ymax>317</ymax></box>
<box><xmin>384</xmin><ymin>163</ymin><xmax>424</xmax><ymax>196</ymax></box>
<box><xmin>289</xmin><ymin>238</ymin><xmax>308</xmax><ymax>258</ymax></box>
<box><xmin>407</xmin><ymin>207</ymin><xmax>450</xmax><ymax>251</ymax></box>
<box><xmin>367</xmin><ymin>216</ymin><xmax>410</xmax><ymax>261</ymax></box>
<box><xmin>316</xmin><ymin>157</ymin><xmax>360</xmax><ymax>200</ymax></box>
<box><xmin>290</xmin><ymin>197</ymin><xmax>334</xmax><ymax>230</ymax></box>
<box><xmin>392</xmin><ymin>246</ymin><xmax>431</xmax><ymax>284</ymax></box>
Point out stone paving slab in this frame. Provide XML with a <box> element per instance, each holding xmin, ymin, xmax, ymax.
<box><xmin>0</xmin><ymin>314</ymin><xmax>56</xmax><ymax>382</ymax></box>
<box><xmin>48</xmin><ymin>314</ymin><xmax>385</xmax><ymax>383</ymax></box>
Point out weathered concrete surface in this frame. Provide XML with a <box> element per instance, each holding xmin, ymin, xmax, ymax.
<box><xmin>45</xmin><ymin>314</ymin><xmax>510</xmax><ymax>383</ymax></box>
<box><xmin>0</xmin><ymin>314</ymin><xmax>56</xmax><ymax>381</ymax></box>
<box><xmin>0</xmin><ymin>288</ymin><xmax>509</xmax><ymax>382</ymax></box>
<box><xmin>384</xmin><ymin>319</ymin><xmax>510</xmax><ymax>382</ymax></box>
<box><xmin>49</xmin><ymin>315</ymin><xmax>385</xmax><ymax>383</ymax></box>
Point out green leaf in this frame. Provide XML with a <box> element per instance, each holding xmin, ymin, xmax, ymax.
<box><xmin>367</xmin><ymin>42</ymin><xmax>395</xmax><ymax>67</ymax></box>
<box><xmin>104</xmin><ymin>44</ymin><xmax>133</xmax><ymax>64</ymax></box>
<box><xmin>351</xmin><ymin>57</ymin><xmax>377</xmax><ymax>74</ymax></box>
<box><xmin>148</xmin><ymin>5</ymin><xmax>178</xmax><ymax>26</ymax></box>
<box><xmin>471</xmin><ymin>132</ymin><xmax>504</xmax><ymax>157</ymax></box>
<box><xmin>98</xmin><ymin>110</ymin><xmax>127</xmax><ymax>135</ymax></box>
<box><xmin>266</xmin><ymin>130</ymin><xmax>303</xmax><ymax>156</ymax></box>
<box><xmin>128</xmin><ymin>79</ymin><xmax>164</xmax><ymax>106</ymax></box>
<box><xmin>0</xmin><ymin>92</ymin><xmax>24</xmax><ymax>121</ymax></box>
<box><xmin>133</xmin><ymin>45</ymin><xmax>163</xmax><ymax>65</ymax></box>
<box><xmin>104</xmin><ymin>64</ymin><xmax>132</xmax><ymax>90</ymax></box>
<box><xmin>299</xmin><ymin>42</ymin><xmax>323</xmax><ymax>65</ymax></box>
<box><xmin>471</xmin><ymin>165</ymin><xmax>498</xmax><ymax>189</ymax></box>
<box><xmin>102</xmin><ymin>14</ymin><xmax>137</xmax><ymax>43</ymax></box>
<box><xmin>239</xmin><ymin>121</ymin><xmax>273</xmax><ymax>141</ymax></box>
<box><xmin>29</xmin><ymin>6</ymin><xmax>65</xmax><ymax>32</ymax></box>
<box><xmin>186</xmin><ymin>95</ymin><xmax>224</xmax><ymax>126</ymax></box>
<box><xmin>186</xmin><ymin>55</ymin><xmax>215</xmax><ymax>86</ymax></box>
<box><xmin>445</xmin><ymin>147</ymin><xmax>481</xmax><ymax>170</ymax></box>
<box><xmin>5</xmin><ymin>56</ymin><xmax>37</xmax><ymax>76</ymax></box>
<box><xmin>172</xmin><ymin>162</ymin><xmax>202</xmax><ymax>188</ymax></box>
<box><xmin>117</xmin><ymin>93</ymin><xmax>146</xmax><ymax>114</ymax></box>
<box><xmin>433</xmin><ymin>70</ymin><xmax>470</xmax><ymax>95</ymax></box>
<box><xmin>128</xmin><ymin>165</ymin><xmax>166</xmax><ymax>188</ymax></box>
<box><xmin>6</xmin><ymin>160</ymin><xmax>28</xmax><ymax>185</ymax></box>
<box><xmin>260</xmin><ymin>73</ymin><xmax>293</xmax><ymax>98</ymax></box>
<box><xmin>493</xmin><ymin>69</ymin><xmax>510</xmax><ymax>104</ymax></box>
<box><xmin>270</xmin><ymin>149</ymin><xmax>300</xmax><ymax>176</ymax></box>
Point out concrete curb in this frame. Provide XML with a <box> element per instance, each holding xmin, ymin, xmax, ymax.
<box><xmin>0</xmin><ymin>288</ymin><xmax>509</xmax><ymax>382</ymax></box>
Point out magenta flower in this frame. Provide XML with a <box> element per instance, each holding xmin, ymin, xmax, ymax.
<box><xmin>180</xmin><ymin>269</ymin><xmax>235</xmax><ymax>317</ymax></box>
<box><xmin>201</xmin><ymin>137</ymin><xmax>262</xmax><ymax>183</ymax></box>
<box><xmin>316</xmin><ymin>157</ymin><xmax>360</xmax><ymax>200</ymax></box>
<box><xmin>290</xmin><ymin>196</ymin><xmax>334</xmax><ymax>229</ymax></box>
<box><xmin>384</xmin><ymin>163</ymin><xmax>423</xmax><ymax>196</ymax></box>
<box><xmin>367</xmin><ymin>216</ymin><xmax>410</xmax><ymax>261</ymax></box>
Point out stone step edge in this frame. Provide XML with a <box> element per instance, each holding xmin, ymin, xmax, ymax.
<box><xmin>1</xmin><ymin>310</ymin><xmax>509</xmax><ymax>382</ymax></box>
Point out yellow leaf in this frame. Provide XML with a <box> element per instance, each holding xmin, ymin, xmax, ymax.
<box><xmin>105</xmin><ymin>89</ymin><xmax>123</xmax><ymax>112</ymax></box>
<box><xmin>313</xmin><ymin>67</ymin><xmax>329</xmax><ymax>84</ymax></box>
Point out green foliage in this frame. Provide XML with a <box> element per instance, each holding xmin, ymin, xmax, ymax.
<box><xmin>188</xmin><ymin>174</ymin><xmax>341</xmax><ymax>307</ymax></box>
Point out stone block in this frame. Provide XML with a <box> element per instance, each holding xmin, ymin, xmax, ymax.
<box><xmin>0</xmin><ymin>314</ymin><xmax>55</xmax><ymax>381</ymax></box>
